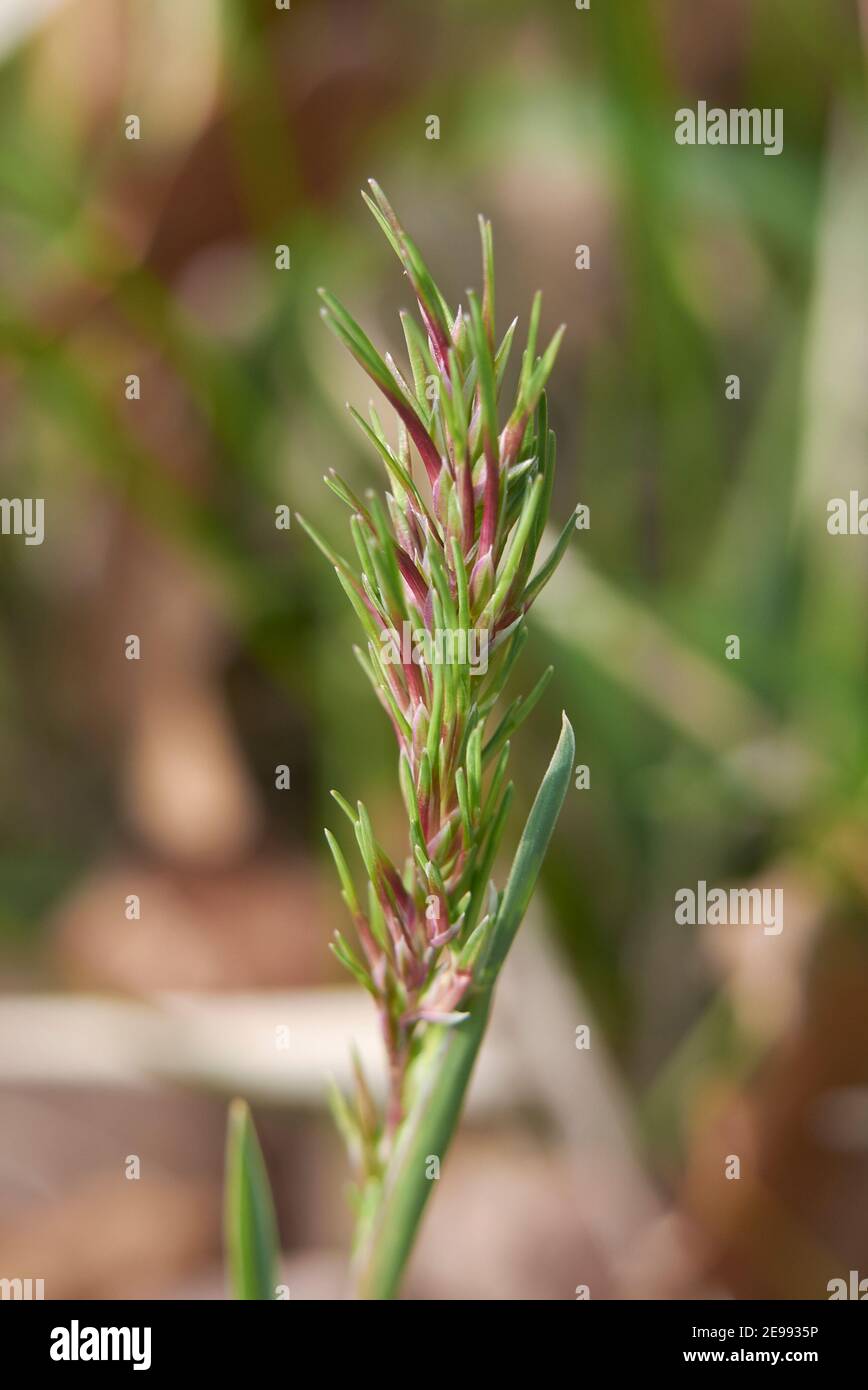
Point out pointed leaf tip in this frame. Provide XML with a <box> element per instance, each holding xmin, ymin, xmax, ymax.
<box><xmin>224</xmin><ymin>1098</ymin><xmax>279</xmax><ymax>1301</ymax></box>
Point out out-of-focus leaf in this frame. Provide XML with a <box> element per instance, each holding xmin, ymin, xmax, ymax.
<box><xmin>224</xmin><ymin>1098</ymin><xmax>279</xmax><ymax>1301</ymax></box>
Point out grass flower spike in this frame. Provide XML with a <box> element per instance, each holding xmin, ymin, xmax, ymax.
<box><xmin>298</xmin><ymin>183</ymin><xmax>575</xmax><ymax>1297</ymax></box>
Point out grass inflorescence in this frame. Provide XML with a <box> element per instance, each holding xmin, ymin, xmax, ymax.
<box><xmin>300</xmin><ymin>182</ymin><xmax>571</xmax><ymax>1185</ymax></box>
